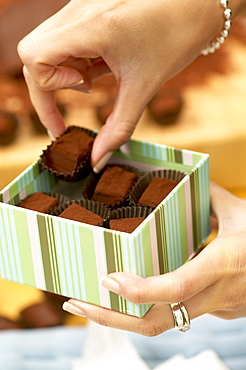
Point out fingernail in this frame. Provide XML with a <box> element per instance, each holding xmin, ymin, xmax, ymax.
<box><xmin>100</xmin><ymin>276</ymin><xmax>121</xmax><ymax>295</ymax></box>
<box><xmin>120</xmin><ymin>142</ymin><xmax>130</xmax><ymax>154</ymax></box>
<box><xmin>47</xmin><ymin>130</ymin><xmax>56</xmax><ymax>141</ymax></box>
<box><xmin>93</xmin><ymin>151</ymin><xmax>113</xmax><ymax>173</ymax></box>
<box><xmin>67</xmin><ymin>77</ymin><xmax>84</xmax><ymax>88</ymax></box>
<box><xmin>62</xmin><ymin>301</ymin><xmax>86</xmax><ymax>317</ymax></box>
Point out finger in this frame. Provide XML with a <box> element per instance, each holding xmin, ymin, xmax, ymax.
<box><xmin>70</xmin><ymin>59</ymin><xmax>112</xmax><ymax>93</ymax></box>
<box><xmin>100</xmin><ymin>245</ymin><xmax>219</xmax><ymax>305</ymax></box>
<box><xmin>23</xmin><ymin>67</ymin><xmax>65</xmax><ymax>138</ymax></box>
<box><xmin>18</xmin><ymin>25</ymin><xmax>102</xmax><ymax>90</ymax></box>
<box><xmin>87</xmin><ymin>59</ymin><xmax>112</xmax><ymax>81</ymax></box>
<box><xmin>65</xmin><ymin>300</ymin><xmax>174</xmax><ymax>337</ymax></box>
<box><xmin>91</xmin><ymin>79</ymin><xmax>154</xmax><ymax>171</ymax></box>
<box><xmin>64</xmin><ymin>287</ymin><xmax>218</xmax><ymax>336</ymax></box>
<box><xmin>18</xmin><ymin>23</ymin><xmax>103</xmax><ymax>136</ymax></box>
<box><xmin>211</xmin><ymin>306</ymin><xmax>246</xmax><ymax>320</ymax></box>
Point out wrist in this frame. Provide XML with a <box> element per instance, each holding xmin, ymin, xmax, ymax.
<box><xmin>201</xmin><ymin>0</ymin><xmax>232</xmax><ymax>55</ymax></box>
<box><xmin>229</xmin><ymin>0</ymin><xmax>246</xmax><ymax>18</ymax></box>
<box><xmin>200</xmin><ymin>0</ymin><xmax>246</xmax><ymax>56</ymax></box>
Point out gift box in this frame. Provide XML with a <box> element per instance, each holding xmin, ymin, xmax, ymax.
<box><xmin>0</xmin><ymin>136</ymin><xmax>210</xmax><ymax>317</ymax></box>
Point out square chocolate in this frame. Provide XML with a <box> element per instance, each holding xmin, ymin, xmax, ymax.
<box><xmin>44</xmin><ymin>129</ymin><xmax>94</xmax><ymax>175</ymax></box>
<box><xmin>109</xmin><ymin>217</ymin><xmax>145</xmax><ymax>233</ymax></box>
<box><xmin>92</xmin><ymin>165</ymin><xmax>138</xmax><ymax>206</ymax></box>
<box><xmin>58</xmin><ymin>203</ymin><xmax>103</xmax><ymax>226</ymax></box>
<box><xmin>19</xmin><ymin>192</ymin><xmax>59</xmax><ymax>213</ymax></box>
<box><xmin>138</xmin><ymin>177</ymin><xmax>178</xmax><ymax>207</ymax></box>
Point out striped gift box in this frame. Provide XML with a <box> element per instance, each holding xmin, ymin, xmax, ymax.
<box><xmin>0</xmin><ymin>138</ymin><xmax>210</xmax><ymax>317</ymax></box>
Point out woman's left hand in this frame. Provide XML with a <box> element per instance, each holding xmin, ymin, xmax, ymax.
<box><xmin>63</xmin><ymin>182</ymin><xmax>246</xmax><ymax>336</ymax></box>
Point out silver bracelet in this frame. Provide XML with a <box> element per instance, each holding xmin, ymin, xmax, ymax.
<box><xmin>201</xmin><ymin>0</ymin><xmax>232</xmax><ymax>55</ymax></box>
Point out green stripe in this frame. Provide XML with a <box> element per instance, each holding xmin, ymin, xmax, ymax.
<box><xmin>37</xmin><ymin>214</ymin><xmax>54</xmax><ymax>291</ymax></box>
<box><xmin>113</xmin><ymin>151</ymin><xmax>192</xmax><ymax>173</ymax></box>
<box><xmin>79</xmin><ymin>226</ymin><xmax>100</xmax><ymax>304</ymax></box>
<box><xmin>52</xmin><ymin>220</ymin><xmax>69</xmax><ymax>296</ymax></box>
<box><xmin>154</xmin><ymin>209</ymin><xmax>165</xmax><ymax>274</ymax></box>
<box><xmin>161</xmin><ymin>206</ymin><xmax>169</xmax><ymax>273</ymax></box>
<box><xmin>65</xmin><ymin>224</ymin><xmax>76</xmax><ymax>297</ymax></box>
<box><xmin>113</xmin><ymin>233</ymin><xmax>123</xmax><ymax>313</ymax></box>
<box><xmin>141</xmin><ymin>222</ymin><xmax>154</xmax><ymax>277</ymax></box>
<box><xmin>9</xmin><ymin>182</ymin><xmax>18</xmax><ymax>200</ymax></box>
<box><xmin>48</xmin><ymin>217</ymin><xmax>61</xmax><ymax>294</ymax></box>
<box><xmin>0</xmin><ymin>208</ymin><xmax>13</xmax><ymax>280</ymax></box>
<box><xmin>174</xmin><ymin>149</ymin><xmax>183</xmax><ymax>164</ymax></box>
<box><xmin>14</xmin><ymin>209</ymin><xmax>35</xmax><ymax>285</ymax></box>
<box><xmin>194</xmin><ymin>168</ymin><xmax>201</xmax><ymax>248</ymax></box>
<box><xmin>116</xmin><ymin>233</ymin><xmax>127</xmax><ymax>314</ymax></box>
<box><xmin>72</xmin><ymin>224</ymin><xmax>84</xmax><ymax>300</ymax></box>
<box><xmin>189</xmin><ymin>171</ymin><xmax>197</xmax><ymax>250</ymax></box>
<box><xmin>4</xmin><ymin>209</ymin><xmax>15</xmax><ymax>280</ymax></box>
<box><xmin>192</xmin><ymin>153</ymin><xmax>203</xmax><ymax>166</ymax></box>
<box><xmin>178</xmin><ymin>184</ymin><xmax>189</xmax><ymax>263</ymax></box>
<box><xmin>104</xmin><ymin>230</ymin><xmax>120</xmax><ymax>312</ymax></box>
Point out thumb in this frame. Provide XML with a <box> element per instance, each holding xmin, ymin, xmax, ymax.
<box><xmin>91</xmin><ymin>80</ymin><xmax>153</xmax><ymax>172</ymax></box>
<box><xmin>210</xmin><ymin>181</ymin><xmax>246</xmax><ymax>233</ymax></box>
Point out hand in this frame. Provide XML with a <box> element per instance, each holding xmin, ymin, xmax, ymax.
<box><xmin>63</xmin><ymin>182</ymin><xmax>246</xmax><ymax>336</ymax></box>
<box><xmin>17</xmin><ymin>0</ymin><xmax>228</xmax><ymax>171</ymax></box>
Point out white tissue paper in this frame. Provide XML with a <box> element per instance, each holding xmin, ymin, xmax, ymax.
<box><xmin>72</xmin><ymin>321</ymin><xmax>230</xmax><ymax>370</ymax></box>
<box><xmin>72</xmin><ymin>320</ymin><xmax>149</xmax><ymax>370</ymax></box>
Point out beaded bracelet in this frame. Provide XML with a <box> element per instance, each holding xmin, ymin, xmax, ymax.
<box><xmin>201</xmin><ymin>0</ymin><xmax>232</xmax><ymax>55</ymax></box>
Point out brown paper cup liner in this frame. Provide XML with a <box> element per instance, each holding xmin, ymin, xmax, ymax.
<box><xmin>82</xmin><ymin>164</ymin><xmax>142</xmax><ymax>208</ymax></box>
<box><xmin>39</xmin><ymin>126</ymin><xmax>97</xmax><ymax>182</ymax></box>
<box><xmin>128</xmin><ymin>169</ymin><xmax>186</xmax><ymax>206</ymax></box>
<box><xmin>103</xmin><ymin>206</ymin><xmax>154</xmax><ymax>229</ymax></box>
<box><xmin>50</xmin><ymin>199</ymin><xmax>110</xmax><ymax>225</ymax></box>
<box><xmin>46</xmin><ymin>192</ymin><xmax>71</xmax><ymax>205</ymax></box>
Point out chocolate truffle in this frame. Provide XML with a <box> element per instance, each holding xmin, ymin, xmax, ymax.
<box><xmin>109</xmin><ymin>217</ymin><xmax>145</xmax><ymax>233</ymax></box>
<box><xmin>0</xmin><ymin>110</ymin><xmax>18</xmax><ymax>146</ymax></box>
<box><xmin>96</xmin><ymin>98</ymin><xmax>114</xmax><ymax>125</ymax></box>
<box><xmin>0</xmin><ymin>316</ymin><xmax>22</xmax><ymax>330</ymax></box>
<box><xmin>45</xmin><ymin>129</ymin><xmax>94</xmax><ymax>174</ymax></box>
<box><xmin>20</xmin><ymin>302</ymin><xmax>64</xmax><ymax>328</ymax></box>
<box><xmin>58</xmin><ymin>203</ymin><xmax>103</xmax><ymax>226</ymax></box>
<box><xmin>138</xmin><ymin>177</ymin><xmax>179</xmax><ymax>207</ymax></box>
<box><xmin>147</xmin><ymin>88</ymin><xmax>183</xmax><ymax>125</ymax></box>
<box><xmin>19</xmin><ymin>192</ymin><xmax>59</xmax><ymax>213</ymax></box>
<box><xmin>92</xmin><ymin>166</ymin><xmax>138</xmax><ymax>206</ymax></box>
<box><xmin>44</xmin><ymin>292</ymin><xmax>69</xmax><ymax>312</ymax></box>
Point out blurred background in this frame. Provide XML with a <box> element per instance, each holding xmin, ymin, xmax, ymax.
<box><xmin>0</xmin><ymin>0</ymin><xmax>246</xmax><ymax>368</ymax></box>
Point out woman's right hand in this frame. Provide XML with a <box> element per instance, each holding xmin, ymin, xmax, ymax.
<box><xmin>18</xmin><ymin>0</ymin><xmax>243</xmax><ymax>172</ymax></box>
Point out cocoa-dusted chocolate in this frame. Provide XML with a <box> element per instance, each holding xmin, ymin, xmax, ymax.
<box><xmin>138</xmin><ymin>177</ymin><xmax>178</xmax><ymax>207</ymax></box>
<box><xmin>92</xmin><ymin>165</ymin><xmax>138</xmax><ymax>206</ymax></box>
<box><xmin>0</xmin><ymin>316</ymin><xmax>22</xmax><ymax>330</ymax></box>
<box><xmin>44</xmin><ymin>292</ymin><xmax>69</xmax><ymax>312</ymax></box>
<box><xmin>58</xmin><ymin>203</ymin><xmax>103</xmax><ymax>226</ymax></box>
<box><xmin>147</xmin><ymin>87</ymin><xmax>183</xmax><ymax>125</ymax></box>
<box><xmin>19</xmin><ymin>192</ymin><xmax>59</xmax><ymax>213</ymax></box>
<box><xmin>20</xmin><ymin>302</ymin><xmax>64</xmax><ymax>328</ymax></box>
<box><xmin>0</xmin><ymin>110</ymin><xmax>18</xmax><ymax>146</ymax></box>
<box><xmin>109</xmin><ymin>217</ymin><xmax>145</xmax><ymax>233</ymax></box>
<box><xmin>44</xmin><ymin>129</ymin><xmax>94</xmax><ymax>175</ymax></box>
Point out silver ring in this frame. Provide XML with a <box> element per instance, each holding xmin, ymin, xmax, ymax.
<box><xmin>170</xmin><ymin>302</ymin><xmax>190</xmax><ymax>332</ymax></box>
